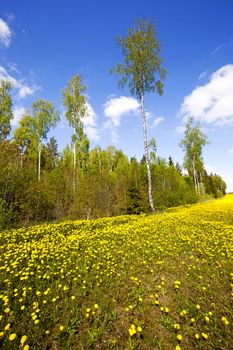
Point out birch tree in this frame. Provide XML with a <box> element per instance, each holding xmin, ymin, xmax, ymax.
<box><xmin>111</xmin><ymin>18</ymin><xmax>166</xmax><ymax>211</ymax></box>
<box><xmin>32</xmin><ymin>100</ymin><xmax>59</xmax><ymax>181</ymax></box>
<box><xmin>180</xmin><ymin>117</ymin><xmax>208</xmax><ymax>194</ymax></box>
<box><xmin>63</xmin><ymin>75</ymin><xmax>87</xmax><ymax>192</ymax></box>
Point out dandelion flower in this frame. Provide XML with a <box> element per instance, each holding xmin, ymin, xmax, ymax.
<box><xmin>4</xmin><ymin>323</ymin><xmax>11</xmax><ymax>331</ymax></box>
<box><xmin>174</xmin><ymin>323</ymin><xmax>180</xmax><ymax>330</ymax></box>
<box><xmin>202</xmin><ymin>333</ymin><xmax>208</xmax><ymax>339</ymax></box>
<box><xmin>9</xmin><ymin>333</ymin><xmax>17</xmax><ymax>341</ymax></box>
<box><xmin>21</xmin><ymin>335</ymin><xmax>27</xmax><ymax>345</ymax></box>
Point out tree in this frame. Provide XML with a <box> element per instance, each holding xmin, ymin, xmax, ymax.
<box><xmin>0</xmin><ymin>81</ymin><xmax>13</xmax><ymax>142</ymax></box>
<box><xmin>14</xmin><ymin>114</ymin><xmax>37</xmax><ymax>166</ymax></box>
<box><xmin>180</xmin><ymin>117</ymin><xmax>208</xmax><ymax>194</ymax></box>
<box><xmin>111</xmin><ymin>18</ymin><xmax>166</xmax><ymax>211</ymax></box>
<box><xmin>63</xmin><ymin>75</ymin><xmax>88</xmax><ymax>192</ymax></box>
<box><xmin>45</xmin><ymin>137</ymin><xmax>59</xmax><ymax>170</ymax></box>
<box><xmin>148</xmin><ymin>137</ymin><xmax>157</xmax><ymax>164</ymax></box>
<box><xmin>32</xmin><ymin>100</ymin><xmax>60</xmax><ymax>181</ymax></box>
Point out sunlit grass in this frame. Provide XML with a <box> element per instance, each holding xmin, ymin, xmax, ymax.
<box><xmin>0</xmin><ymin>195</ymin><xmax>232</xmax><ymax>349</ymax></box>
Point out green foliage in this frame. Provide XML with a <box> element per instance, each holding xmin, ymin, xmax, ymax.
<box><xmin>110</xmin><ymin>18</ymin><xmax>166</xmax><ymax>98</ymax></box>
<box><xmin>180</xmin><ymin>117</ymin><xmax>208</xmax><ymax>177</ymax></box>
<box><xmin>0</xmin><ymin>56</ymin><xmax>227</xmax><ymax>228</ymax></box>
<box><xmin>13</xmin><ymin>114</ymin><xmax>37</xmax><ymax>161</ymax></box>
<box><xmin>127</xmin><ymin>186</ymin><xmax>144</xmax><ymax>214</ymax></box>
<box><xmin>32</xmin><ymin>99</ymin><xmax>60</xmax><ymax>142</ymax></box>
<box><xmin>63</xmin><ymin>75</ymin><xmax>87</xmax><ymax>141</ymax></box>
<box><xmin>0</xmin><ymin>81</ymin><xmax>13</xmax><ymax>142</ymax></box>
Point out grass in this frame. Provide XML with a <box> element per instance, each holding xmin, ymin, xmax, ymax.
<box><xmin>0</xmin><ymin>195</ymin><xmax>232</xmax><ymax>349</ymax></box>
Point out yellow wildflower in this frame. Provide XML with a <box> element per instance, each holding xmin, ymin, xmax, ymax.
<box><xmin>9</xmin><ymin>333</ymin><xmax>17</xmax><ymax>341</ymax></box>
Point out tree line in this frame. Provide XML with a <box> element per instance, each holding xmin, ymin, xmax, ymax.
<box><xmin>0</xmin><ymin>19</ymin><xmax>226</xmax><ymax>229</ymax></box>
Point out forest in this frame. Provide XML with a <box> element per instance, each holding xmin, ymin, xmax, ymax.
<box><xmin>0</xmin><ymin>19</ymin><xmax>227</xmax><ymax>229</ymax></box>
<box><xmin>0</xmin><ymin>85</ymin><xmax>226</xmax><ymax>229</ymax></box>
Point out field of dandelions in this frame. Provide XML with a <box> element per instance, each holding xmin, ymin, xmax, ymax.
<box><xmin>0</xmin><ymin>195</ymin><xmax>232</xmax><ymax>349</ymax></box>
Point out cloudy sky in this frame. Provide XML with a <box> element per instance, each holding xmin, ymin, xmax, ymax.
<box><xmin>1</xmin><ymin>0</ymin><xmax>233</xmax><ymax>190</ymax></box>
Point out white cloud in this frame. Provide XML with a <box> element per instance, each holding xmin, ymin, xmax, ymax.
<box><xmin>0</xmin><ymin>65</ymin><xmax>40</xmax><ymax>99</ymax></box>
<box><xmin>151</xmin><ymin>116</ymin><xmax>164</xmax><ymax>128</ymax></box>
<box><xmin>18</xmin><ymin>85</ymin><xmax>38</xmax><ymax>99</ymax></box>
<box><xmin>145</xmin><ymin>111</ymin><xmax>153</xmax><ymax>119</ymax></box>
<box><xmin>8</xmin><ymin>62</ymin><xmax>20</xmax><ymax>74</ymax></box>
<box><xmin>0</xmin><ymin>66</ymin><xmax>18</xmax><ymax>86</ymax></box>
<box><xmin>104</xmin><ymin>96</ymin><xmax>140</xmax><ymax>127</ymax></box>
<box><xmin>228</xmin><ymin>147</ymin><xmax>233</xmax><ymax>156</ymax></box>
<box><xmin>84</xmin><ymin>126</ymin><xmax>100</xmax><ymax>141</ymax></box>
<box><xmin>82</xmin><ymin>102</ymin><xmax>100</xmax><ymax>141</ymax></box>
<box><xmin>175</xmin><ymin>125</ymin><xmax>186</xmax><ymax>134</ymax></box>
<box><xmin>12</xmin><ymin>105</ymin><xmax>26</xmax><ymax>126</ymax></box>
<box><xmin>83</xmin><ymin>102</ymin><xmax>97</xmax><ymax>127</ymax></box>
<box><xmin>198</xmin><ymin>71</ymin><xmax>207</xmax><ymax>80</ymax></box>
<box><xmin>180</xmin><ymin>64</ymin><xmax>233</xmax><ymax>126</ymax></box>
<box><xmin>0</xmin><ymin>18</ymin><xmax>12</xmax><ymax>47</ymax></box>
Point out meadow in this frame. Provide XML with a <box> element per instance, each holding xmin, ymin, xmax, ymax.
<box><xmin>0</xmin><ymin>195</ymin><xmax>232</xmax><ymax>350</ymax></box>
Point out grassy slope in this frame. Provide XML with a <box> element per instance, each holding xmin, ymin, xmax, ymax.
<box><xmin>0</xmin><ymin>195</ymin><xmax>232</xmax><ymax>349</ymax></box>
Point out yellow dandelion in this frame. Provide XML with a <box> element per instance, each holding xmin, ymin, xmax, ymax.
<box><xmin>174</xmin><ymin>323</ymin><xmax>180</xmax><ymax>330</ymax></box>
<box><xmin>202</xmin><ymin>333</ymin><xmax>208</xmax><ymax>339</ymax></box>
<box><xmin>128</xmin><ymin>325</ymin><xmax>136</xmax><ymax>336</ymax></box>
<box><xmin>9</xmin><ymin>333</ymin><xmax>17</xmax><ymax>341</ymax></box>
<box><xmin>21</xmin><ymin>335</ymin><xmax>27</xmax><ymax>345</ymax></box>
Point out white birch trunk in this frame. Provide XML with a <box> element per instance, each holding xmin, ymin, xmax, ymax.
<box><xmin>192</xmin><ymin>155</ymin><xmax>199</xmax><ymax>194</ymax></box>
<box><xmin>140</xmin><ymin>93</ymin><xmax>155</xmax><ymax>212</ymax></box>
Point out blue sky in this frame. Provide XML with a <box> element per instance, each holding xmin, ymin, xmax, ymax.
<box><xmin>1</xmin><ymin>0</ymin><xmax>233</xmax><ymax>190</ymax></box>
